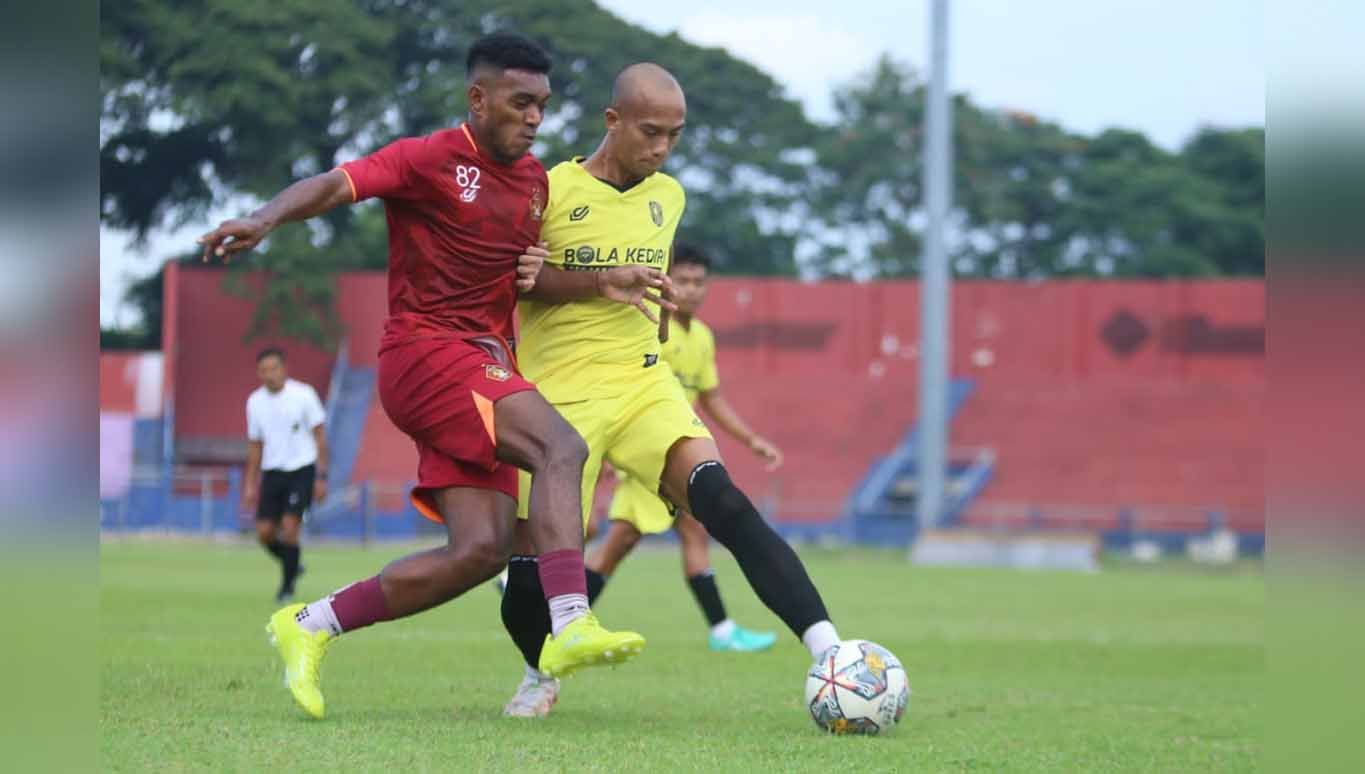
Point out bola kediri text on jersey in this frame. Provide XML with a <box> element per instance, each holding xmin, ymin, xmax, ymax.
<box><xmin>559</xmin><ymin>245</ymin><xmax>670</xmax><ymax>270</ymax></box>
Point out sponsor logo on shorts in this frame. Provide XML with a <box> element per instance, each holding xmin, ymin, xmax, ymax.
<box><xmin>649</xmin><ymin>200</ymin><xmax>664</xmax><ymax>227</ymax></box>
<box><xmin>485</xmin><ymin>364</ymin><xmax>511</xmax><ymax>382</ymax></box>
<box><xmin>643</xmin><ymin>353</ymin><xmax>659</xmax><ymax>368</ymax></box>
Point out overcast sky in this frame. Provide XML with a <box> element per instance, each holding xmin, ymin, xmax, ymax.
<box><xmin>100</xmin><ymin>0</ymin><xmax>1264</xmax><ymax>327</ymax></box>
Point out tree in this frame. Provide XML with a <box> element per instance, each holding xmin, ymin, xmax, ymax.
<box><xmin>1178</xmin><ymin>127</ymin><xmax>1264</xmax><ymax>275</ymax></box>
<box><xmin>811</xmin><ymin>57</ymin><xmax>1264</xmax><ymax>279</ymax></box>
<box><xmin>101</xmin><ymin>0</ymin><xmax>396</xmax><ymax>238</ymax></box>
<box><xmin>101</xmin><ymin>0</ymin><xmax>824</xmax><ymax>343</ymax></box>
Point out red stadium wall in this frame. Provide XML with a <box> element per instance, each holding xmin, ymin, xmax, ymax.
<box><xmin>696</xmin><ymin>279</ymin><xmax>1262</xmax><ymax>524</ymax></box>
<box><xmin>163</xmin><ymin>269</ymin><xmax>1262</xmax><ymax>524</ymax></box>
<box><xmin>163</xmin><ymin>263</ymin><xmax>336</xmax><ymax>462</ymax></box>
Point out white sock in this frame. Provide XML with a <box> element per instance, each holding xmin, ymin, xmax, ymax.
<box><xmin>524</xmin><ymin>663</ymin><xmax>552</xmax><ymax>683</ymax></box>
<box><xmin>547</xmin><ymin>593</ymin><xmax>590</xmax><ymax>637</ymax></box>
<box><xmin>295</xmin><ymin>597</ymin><xmax>342</xmax><ymax>636</ymax></box>
<box><xmin>710</xmin><ymin>619</ymin><xmax>737</xmax><ymax>640</ymax></box>
<box><xmin>801</xmin><ymin>620</ymin><xmax>840</xmax><ymax>659</ymax></box>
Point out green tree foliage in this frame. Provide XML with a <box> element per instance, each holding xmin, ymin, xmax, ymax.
<box><xmin>100</xmin><ymin>5</ymin><xmax>1264</xmax><ymax>349</ymax></box>
<box><xmin>101</xmin><ymin>0</ymin><xmax>821</xmax><ymax>345</ymax></box>
<box><xmin>810</xmin><ymin>57</ymin><xmax>1264</xmax><ymax>279</ymax></box>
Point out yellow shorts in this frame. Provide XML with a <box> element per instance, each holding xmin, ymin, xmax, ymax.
<box><xmin>518</xmin><ymin>365</ymin><xmax>712</xmax><ymax>529</ymax></box>
<box><xmin>607</xmin><ymin>473</ymin><xmax>676</xmax><ymax>535</ymax></box>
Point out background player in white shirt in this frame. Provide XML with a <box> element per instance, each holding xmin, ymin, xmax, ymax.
<box><xmin>244</xmin><ymin>348</ymin><xmax>328</xmax><ymax>602</ymax></box>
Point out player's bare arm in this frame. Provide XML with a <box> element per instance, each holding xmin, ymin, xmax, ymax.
<box><xmin>698</xmin><ymin>389</ymin><xmax>784</xmax><ymax>471</ymax></box>
<box><xmin>312</xmin><ymin>424</ymin><xmax>329</xmax><ymax>504</ymax></box>
<box><xmin>657</xmin><ymin>287</ymin><xmax>673</xmax><ymax>343</ymax></box>
<box><xmin>243</xmin><ymin>440</ymin><xmax>263</xmax><ymax>509</ymax></box>
<box><xmin>524</xmin><ymin>261</ymin><xmax>678</xmax><ymax>323</ymax></box>
<box><xmin>198</xmin><ymin>169</ymin><xmax>353</xmax><ymax>261</ymax></box>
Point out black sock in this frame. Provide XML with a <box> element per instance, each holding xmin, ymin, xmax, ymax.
<box><xmin>281</xmin><ymin>544</ymin><xmax>301</xmax><ymax>589</ymax></box>
<box><xmin>586</xmin><ymin>568</ymin><xmax>608</xmax><ymax>605</ymax></box>
<box><xmin>265</xmin><ymin>540</ymin><xmax>286</xmax><ymax>561</ymax></box>
<box><xmin>686</xmin><ymin>569</ymin><xmax>728</xmax><ymax>627</ymax></box>
<box><xmin>500</xmin><ymin>555</ymin><xmax>551</xmax><ymax>669</ymax></box>
<box><xmin>686</xmin><ymin>461</ymin><xmax>830</xmax><ymax>638</ymax></box>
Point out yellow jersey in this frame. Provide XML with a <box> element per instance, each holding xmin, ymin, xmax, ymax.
<box><xmin>662</xmin><ymin>316</ymin><xmax>719</xmax><ymax>404</ymax></box>
<box><xmin>518</xmin><ymin>158</ymin><xmax>686</xmax><ymax>402</ymax></box>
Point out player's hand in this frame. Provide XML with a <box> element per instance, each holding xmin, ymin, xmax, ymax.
<box><xmin>598</xmin><ymin>265</ymin><xmax>677</xmax><ymax>323</ymax></box>
<box><xmin>198</xmin><ymin>216</ymin><xmax>272</xmax><ymax>262</ymax></box>
<box><xmin>517</xmin><ymin>242</ymin><xmax>549</xmax><ymax>293</ymax></box>
<box><xmin>749</xmin><ymin>436</ymin><xmax>784</xmax><ymax>472</ymax></box>
<box><xmin>313</xmin><ymin>478</ymin><xmax>328</xmax><ymax>504</ymax></box>
<box><xmin>242</xmin><ymin>482</ymin><xmax>259</xmax><ymax>511</ymax></box>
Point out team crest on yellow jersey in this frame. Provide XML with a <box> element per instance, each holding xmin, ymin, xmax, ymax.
<box><xmin>529</xmin><ymin>186</ymin><xmax>544</xmax><ymax>220</ymax></box>
<box><xmin>649</xmin><ymin>200</ymin><xmax>664</xmax><ymax>226</ymax></box>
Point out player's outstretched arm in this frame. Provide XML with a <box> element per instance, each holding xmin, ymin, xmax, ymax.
<box><xmin>198</xmin><ymin>170</ymin><xmax>353</xmax><ymax>261</ymax></box>
<box><xmin>525</xmin><ymin>262</ymin><xmax>677</xmax><ymax>323</ymax></box>
<box><xmin>698</xmin><ymin>389</ymin><xmax>784</xmax><ymax>471</ymax></box>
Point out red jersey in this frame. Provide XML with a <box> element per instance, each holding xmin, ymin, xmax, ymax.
<box><xmin>338</xmin><ymin>124</ymin><xmax>547</xmax><ymax>348</ymax></box>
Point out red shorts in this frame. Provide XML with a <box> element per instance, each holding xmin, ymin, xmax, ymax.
<box><xmin>377</xmin><ymin>335</ymin><xmax>535</xmax><ymax>522</ymax></box>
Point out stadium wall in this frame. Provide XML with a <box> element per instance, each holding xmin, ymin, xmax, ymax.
<box><xmin>146</xmin><ymin>269</ymin><xmax>1262</xmax><ymax>538</ymax></box>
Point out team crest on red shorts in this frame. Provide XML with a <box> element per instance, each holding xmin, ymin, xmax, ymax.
<box><xmin>529</xmin><ymin>186</ymin><xmax>544</xmax><ymax>220</ymax></box>
<box><xmin>485</xmin><ymin>364</ymin><xmax>511</xmax><ymax>382</ymax></box>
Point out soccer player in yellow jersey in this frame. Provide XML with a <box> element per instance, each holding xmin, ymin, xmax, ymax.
<box><xmin>589</xmin><ymin>242</ymin><xmax>782</xmax><ymax>653</ymax></box>
<box><xmin>498</xmin><ymin>62</ymin><xmax>846</xmax><ymax>718</ymax></box>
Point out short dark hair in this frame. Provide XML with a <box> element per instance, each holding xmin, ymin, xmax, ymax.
<box><xmin>466</xmin><ymin>33</ymin><xmax>552</xmax><ymax>79</ymax></box>
<box><xmin>672</xmin><ymin>242</ymin><xmax>712</xmax><ymax>271</ymax></box>
<box><xmin>256</xmin><ymin>347</ymin><xmax>285</xmax><ymax>364</ymax></box>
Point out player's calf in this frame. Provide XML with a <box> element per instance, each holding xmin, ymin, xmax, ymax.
<box><xmin>672</xmin><ymin>458</ymin><xmax>841</xmax><ymax>659</ymax></box>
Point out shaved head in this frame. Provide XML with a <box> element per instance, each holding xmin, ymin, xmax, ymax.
<box><xmin>584</xmin><ymin>62</ymin><xmax>687</xmax><ymax>186</ymax></box>
<box><xmin>610</xmin><ymin>62</ymin><xmax>686</xmax><ymax>116</ymax></box>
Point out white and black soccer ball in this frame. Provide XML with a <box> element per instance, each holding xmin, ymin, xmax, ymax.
<box><xmin>804</xmin><ymin>639</ymin><xmax>910</xmax><ymax>735</ymax></box>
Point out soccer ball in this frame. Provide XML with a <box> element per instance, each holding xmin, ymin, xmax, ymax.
<box><xmin>804</xmin><ymin>639</ymin><xmax>910</xmax><ymax>735</ymax></box>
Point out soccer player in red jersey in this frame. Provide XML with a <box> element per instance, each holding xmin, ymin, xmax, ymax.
<box><xmin>198</xmin><ymin>34</ymin><xmax>643</xmax><ymax>720</ymax></box>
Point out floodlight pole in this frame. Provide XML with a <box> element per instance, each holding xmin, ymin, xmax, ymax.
<box><xmin>916</xmin><ymin>0</ymin><xmax>952</xmax><ymax>533</ymax></box>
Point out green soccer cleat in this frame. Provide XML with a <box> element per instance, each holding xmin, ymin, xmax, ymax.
<box><xmin>537</xmin><ymin>613</ymin><xmax>645</xmax><ymax>679</ymax></box>
<box><xmin>709</xmin><ymin>624</ymin><xmax>778</xmax><ymax>653</ymax></box>
<box><xmin>266</xmin><ymin>604</ymin><xmax>332</xmax><ymax>719</ymax></box>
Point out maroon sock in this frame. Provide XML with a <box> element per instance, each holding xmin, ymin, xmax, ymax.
<box><xmin>329</xmin><ymin>576</ymin><xmax>394</xmax><ymax>632</ymax></box>
<box><xmin>537</xmin><ymin>549</ymin><xmax>588</xmax><ymax>600</ymax></box>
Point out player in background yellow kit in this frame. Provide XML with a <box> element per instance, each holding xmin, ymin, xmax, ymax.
<box><xmin>497</xmin><ymin>62</ymin><xmax>845</xmax><ymax>718</ymax></box>
<box><xmin>588</xmin><ymin>242</ymin><xmax>781</xmax><ymax>653</ymax></box>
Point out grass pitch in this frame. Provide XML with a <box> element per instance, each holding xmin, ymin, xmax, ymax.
<box><xmin>101</xmin><ymin>539</ymin><xmax>1261</xmax><ymax>772</ymax></box>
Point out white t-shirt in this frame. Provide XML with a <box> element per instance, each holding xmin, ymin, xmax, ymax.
<box><xmin>246</xmin><ymin>379</ymin><xmax>326</xmax><ymax>472</ymax></box>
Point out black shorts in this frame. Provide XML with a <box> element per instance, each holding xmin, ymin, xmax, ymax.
<box><xmin>257</xmin><ymin>464</ymin><xmax>316</xmax><ymax>522</ymax></box>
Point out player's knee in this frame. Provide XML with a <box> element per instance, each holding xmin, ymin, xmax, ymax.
<box><xmin>450</xmin><ymin>535</ymin><xmax>509</xmax><ymax>581</ymax></box>
<box><xmin>545</xmin><ymin>424</ymin><xmax>589</xmax><ymax>471</ymax></box>
<box><xmin>686</xmin><ymin>461</ymin><xmax>757</xmax><ymax>542</ymax></box>
<box><xmin>605</xmin><ymin>522</ymin><xmax>642</xmax><ymax>558</ymax></box>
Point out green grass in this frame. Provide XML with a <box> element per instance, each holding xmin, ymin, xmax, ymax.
<box><xmin>101</xmin><ymin>539</ymin><xmax>1262</xmax><ymax>772</ymax></box>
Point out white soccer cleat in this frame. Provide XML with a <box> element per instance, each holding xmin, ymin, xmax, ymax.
<box><xmin>501</xmin><ymin>673</ymin><xmax>560</xmax><ymax>718</ymax></box>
